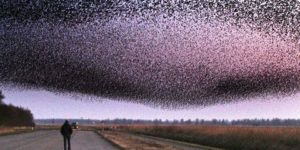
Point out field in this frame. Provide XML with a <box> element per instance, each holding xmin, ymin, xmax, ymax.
<box><xmin>115</xmin><ymin>125</ymin><xmax>300</xmax><ymax>150</ymax></box>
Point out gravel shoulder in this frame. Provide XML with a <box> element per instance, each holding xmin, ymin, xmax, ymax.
<box><xmin>99</xmin><ymin>131</ymin><xmax>222</xmax><ymax>150</ymax></box>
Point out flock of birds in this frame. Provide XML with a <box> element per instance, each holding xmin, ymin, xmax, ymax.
<box><xmin>1</xmin><ymin>0</ymin><xmax>300</xmax><ymax>108</ymax></box>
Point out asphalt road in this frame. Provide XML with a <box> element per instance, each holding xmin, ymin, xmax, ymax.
<box><xmin>0</xmin><ymin>130</ymin><xmax>120</xmax><ymax>150</ymax></box>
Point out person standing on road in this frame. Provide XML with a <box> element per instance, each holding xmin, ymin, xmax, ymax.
<box><xmin>60</xmin><ymin>120</ymin><xmax>73</xmax><ymax>150</ymax></box>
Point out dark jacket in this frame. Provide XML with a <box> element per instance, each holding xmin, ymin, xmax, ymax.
<box><xmin>60</xmin><ymin>121</ymin><xmax>73</xmax><ymax>137</ymax></box>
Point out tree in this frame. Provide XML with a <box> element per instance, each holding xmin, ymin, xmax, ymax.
<box><xmin>0</xmin><ymin>90</ymin><xmax>4</xmax><ymax>104</ymax></box>
<box><xmin>0</xmin><ymin>90</ymin><xmax>35</xmax><ymax>127</ymax></box>
<box><xmin>186</xmin><ymin>119</ymin><xmax>192</xmax><ymax>125</ymax></box>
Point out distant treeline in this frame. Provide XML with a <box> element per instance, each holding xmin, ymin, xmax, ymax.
<box><xmin>36</xmin><ymin>118</ymin><xmax>300</xmax><ymax>126</ymax></box>
<box><xmin>0</xmin><ymin>91</ymin><xmax>35</xmax><ymax>127</ymax></box>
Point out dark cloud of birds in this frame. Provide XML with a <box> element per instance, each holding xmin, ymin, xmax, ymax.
<box><xmin>1</xmin><ymin>0</ymin><xmax>300</xmax><ymax>107</ymax></box>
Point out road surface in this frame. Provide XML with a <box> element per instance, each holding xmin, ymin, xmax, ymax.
<box><xmin>0</xmin><ymin>130</ymin><xmax>120</xmax><ymax>150</ymax></box>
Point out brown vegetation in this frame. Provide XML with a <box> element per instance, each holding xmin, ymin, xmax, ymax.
<box><xmin>0</xmin><ymin>127</ymin><xmax>34</xmax><ymax>136</ymax></box>
<box><xmin>117</xmin><ymin>125</ymin><xmax>300</xmax><ymax>150</ymax></box>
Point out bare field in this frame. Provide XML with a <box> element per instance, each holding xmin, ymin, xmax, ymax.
<box><xmin>114</xmin><ymin>125</ymin><xmax>300</xmax><ymax>150</ymax></box>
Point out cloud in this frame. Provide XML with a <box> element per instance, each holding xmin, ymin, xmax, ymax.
<box><xmin>1</xmin><ymin>0</ymin><xmax>300</xmax><ymax>107</ymax></box>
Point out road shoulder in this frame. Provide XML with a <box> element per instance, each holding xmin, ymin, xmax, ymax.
<box><xmin>98</xmin><ymin>131</ymin><xmax>222</xmax><ymax>150</ymax></box>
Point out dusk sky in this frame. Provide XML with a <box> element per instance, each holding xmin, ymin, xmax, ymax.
<box><xmin>2</xmin><ymin>88</ymin><xmax>300</xmax><ymax>120</ymax></box>
<box><xmin>2</xmin><ymin>1</ymin><xmax>300</xmax><ymax>121</ymax></box>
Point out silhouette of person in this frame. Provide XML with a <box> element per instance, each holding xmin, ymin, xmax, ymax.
<box><xmin>60</xmin><ymin>120</ymin><xmax>73</xmax><ymax>150</ymax></box>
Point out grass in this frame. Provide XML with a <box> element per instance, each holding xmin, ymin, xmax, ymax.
<box><xmin>116</xmin><ymin>125</ymin><xmax>300</xmax><ymax>150</ymax></box>
<box><xmin>0</xmin><ymin>126</ymin><xmax>34</xmax><ymax>136</ymax></box>
<box><xmin>0</xmin><ymin>125</ymin><xmax>61</xmax><ymax>136</ymax></box>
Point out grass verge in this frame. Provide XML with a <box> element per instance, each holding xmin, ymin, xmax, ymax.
<box><xmin>0</xmin><ymin>126</ymin><xmax>34</xmax><ymax>136</ymax></box>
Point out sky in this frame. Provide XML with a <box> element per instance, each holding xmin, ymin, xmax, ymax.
<box><xmin>2</xmin><ymin>1</ymin><xmax>300</xmax><ymax>121</ymax></box>
<box><xmin>2</xmin><ymin>88</ymin><xmax>300</xmax><ymax>120</ymax></box>
<box><xmin>2</xmin><ymin>0</ymin><xmax>300</xmax><ymax>108</ymax></box>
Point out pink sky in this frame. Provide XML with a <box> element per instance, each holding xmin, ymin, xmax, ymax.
<box><xmin>2</xmin><ymin>88</ymin><xmax>300</xmax><ymax>120</ymax></box>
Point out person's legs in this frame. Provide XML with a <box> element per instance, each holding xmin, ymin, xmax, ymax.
<box><xmin>63</xmin><ymin>137</ymin><xmax>67</xmax><ymax>150</ymax></box>
<box><xmin>67</xmin><ymin>137</ymin><xmax>71</xmax><ymax>150</ymax></box>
